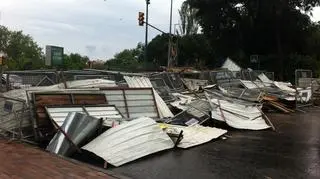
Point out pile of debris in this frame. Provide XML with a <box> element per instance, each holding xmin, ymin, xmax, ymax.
<box><xmin>0</xmin><ymin>62</ymin><xmax>314</xmax><ymax>168</ymax></box>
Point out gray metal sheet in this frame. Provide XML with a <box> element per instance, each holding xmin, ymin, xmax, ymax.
<box><xmin>46</xmin><ymin>112</ymin><xmax>101</xmax><ymax>156</ymax></box>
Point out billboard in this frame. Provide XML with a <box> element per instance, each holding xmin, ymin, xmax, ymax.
<box><xmin>45</xmin><ymin>45</ymin><xmax>64</xmax><ymax>66</ymax></box>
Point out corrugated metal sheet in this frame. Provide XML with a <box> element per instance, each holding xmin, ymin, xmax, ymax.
<box><xmin>32</xmin><ymin>92</ymin><xmax>107</xmax><ymax>139</ymax></box>
<box><xmin>124</xmin><ymin>76</ymin><xmax>174</xmax><ymax>118</ymax></box>
<box><xmin>82</xmin><ymin>117</ymin><xmax>174</xmax><ymax>167</ymax></box>
<box><xmin>209</xmin><ymin>98</ymin><xmax>270</xmax><ymax>130</ymax></box>
<box><xmin>103</xmin><ymin>88</ymin><xmax>160</xmax><ymax>119</ymax></box>
<box><xmin>169</xmin><ymin>95</ymin><xmax>211</xmax><ymax>126</ymax></box>
<box><xmin>161</xmin><ymin>124</ymin><xmax>227</xmax><ymax>149</ymax></box>
<box><xmin>66</xmin><ymin>79</ymin><xmax>117</xmax><ymax>88</ymax></box>
<box><xmin>46</xmin><ymin>105</ymin><xmax>123</xmax><ymax>127</ymax></box>
<box><xmin>222</xmin><ymin>58</ymin><xmax>241</xmax><ymax>71</ymax></box>
<box><xmin>46</xmin><ymin>112</ymin><xmax>102</xmax><ymax>156</ymax></box>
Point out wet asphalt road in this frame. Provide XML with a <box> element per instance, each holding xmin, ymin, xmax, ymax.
<box><xmin>110</xmin><ymin>108</ymin><xmax>320</xmax><ymax>179</ymax></box>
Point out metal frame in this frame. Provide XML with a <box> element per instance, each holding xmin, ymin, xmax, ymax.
<box><xmin>204</xmin><ymin>91</ymin><xmax>276</xmax><ymax>131</ymax></box>
<box><xmin>166</xmin><ymin>100</ymin><xmax>211</xmax><ymax>126</ymax></box>
<box><xmin>45</xmin><ymin>104</ymin><xmax>125</xmax><ymax>125</ymax></box>
<box><xmin>31</xmin><ymin>92</ymin><xmax>108</xmax><ymax>141</ymax></box>
<box><xmin>4</xmin><ymin>71</ymin><xmax>59</xmax><ymax>91</ymax></box>
<box><xmin>101</xmin><ymin>87</ymin><xmax>160</xmax><ymax>118</ymax></box>
<box><xmin>73</xmin><ymin>75</ymin><xmax>113</xmax><ymax>81</ymax></box>
<box><xmin>0</xmin><ymin>96</ymin><xmax>34</xmax><ymax>142</ymax></box>
<box><xmin>294</xmin><ymin>69</ymin><xmax>314</xmax><ymax>112</ymax></box>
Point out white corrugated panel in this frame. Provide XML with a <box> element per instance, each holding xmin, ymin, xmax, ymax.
<box><xmin>274</xmin><ymin>81</ymin><xmax>296</xmax><ymax>93</ymax></box>
<box><xmin>124</xmin><ymin>76</ymin><xmax>174</xmax><ymax>118</ymax></box>
<box><xmin>103</xmin><ymin>88</ymin><xmax>159</xmax><ymax>119</ymax></box>
<box><xmin>221</xmin><ymin>58</ymin><xmax>241</xmax><ymax>71</ymax></box>
<box><xmin>82</xmin><ymin>117</ymin><xmax>174</xmax><ymax>167</ymax></box>
<box><xmin>240</xmin><ymin>80</ymin><xmax>258</xmax><ymax>89</ymax></box>
<box><xmin>67</xmin><ymin>79</ymin><xmax>117</xmax><ymax>88</ymax></box>
<box><xmin>46</xmin><ymin>106</ymin><xmax>123</xmax><ymax>127</ymax></box>
<box><xmin>161</xmin><ymin>124</ymin><xmax>227</xmax><ymax>149</ymax></box>
<box><xmin>210</xmin><ymin>99</ymin><xmax>270</xmax><ymax>130</ymax></box>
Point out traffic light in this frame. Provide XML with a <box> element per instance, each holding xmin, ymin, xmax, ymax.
<box><xmin>138</xmin><ymin>12</ymin><xmax>145</xmax><ymax>26</ymax></box>
<box><xmin>146</xmin><ymin>0</ymin><xmax>150</xmax><ymax>5</ymax></box>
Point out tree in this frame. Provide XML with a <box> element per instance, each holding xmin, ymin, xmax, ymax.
<box><xmin>187</xmin><ymin>0</ymin><xmax>320</xmax><ymax>80</ymax></box>
<box><xmin>178</xmin><ymin>1</ymin><xmax>199</xmax><ymax>36</ymax></box>
<box><xmin>105</xmin><ymin>43</ymin><xmax>150</xmax><ymax>71</ymax></box>
<box><xmin>0</xmin><ymin>25</ymin><xmax>44</xmax><ymax>70</ymax></box>
<box><xmin>63</xmin><ymin>53</ymin><xmax>89</xmax><ymax>70</ymax></box>
<box><xmin>146</xmin><ymin>33</ymin><xmax>215</xmax><ymax>69</ymax></box>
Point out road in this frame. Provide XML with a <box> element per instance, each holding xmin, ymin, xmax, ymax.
<box><xmin>111</xmin><ymin>108</ymin><xmax>320</xmax><ymax>179</ymax></box>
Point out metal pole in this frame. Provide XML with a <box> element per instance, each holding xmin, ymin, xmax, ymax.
<box><xmin>145</xmin><ymin>1</ymin><xmax>149</xmax><ymax>62</ymax></box>
<box><xmin>167</xmin><ymin>0</ymin><xmax>173</xmax><ymax>69</ymax></box>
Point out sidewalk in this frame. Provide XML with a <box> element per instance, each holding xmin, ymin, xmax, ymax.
<box><xmin>0</xmin><ymin>139</ymin><xmax>123</xmax><ymax>179</ymax></box>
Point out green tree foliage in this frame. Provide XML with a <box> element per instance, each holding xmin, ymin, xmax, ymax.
<box><xmin>105</xmin><ymin>43</ymin><xmax>154</xmax><ymax>72</ymax></box>
<box><xmin>187</xmin><ymin>0</ymin><xmax>320</xmax><ymax>80</ymax></box>
<box><xmin>178</xmin><ymin>1</ymin><xmax>199</xmax><ymax>36</ymax></box>
<box><xmin>63</xmin><ymin>53</ymin><xmax>89</xmax><ymax>70</ymax></box>
<box><xmin>146</xmin><ymin>33</ymin><xmax>214</xmax><ymax>69</ymax></box>
<box><xmin>0</xmin><ymin>25</ymin><xmax>44</xmax><ymax>70</ymax></box>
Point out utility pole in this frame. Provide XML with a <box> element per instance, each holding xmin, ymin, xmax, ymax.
<box><xmin>167</xmin><ymin>0</ymin><xmax>173</xmax><ymax>69</ymax></box>
<box><xmin>145</xmin><ymin>0</ymin><xmax>150</xmax><ymax>62</ymax></box>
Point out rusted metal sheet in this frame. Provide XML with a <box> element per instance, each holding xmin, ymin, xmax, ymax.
<box><xmin>31</xmin><ymin>92</ymin><xmax>107</xmax><ymax>140</ymax></box>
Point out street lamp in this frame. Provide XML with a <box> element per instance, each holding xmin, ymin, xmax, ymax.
<box><xmin>167</xmin><ymin>0</ymin><xmax>173</xmax><ymax>69</ymax></box>
<box><xmin>145</xmin><ymin>0</ymin><xmax>150</xmax><ymax>62</ymax></box>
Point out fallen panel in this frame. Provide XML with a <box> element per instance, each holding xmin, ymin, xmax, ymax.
<box><xmin>274</xmin><ymin>81</ymin><xmax>296</xmax><ymax>94</ymax></box>
<box><xmin>150</xmin><ymin>78</ymin><xmax>176</xmax><ymax>103</ymax></box>
<box><xmin>149</xmin><ymin>73</ymin><xmax>186</xmax><ymax>92</ymax></box>
<box><xmin>221</xmin><ymin>58</ymin><xmax>241</xmax><ymax>72</ymax></box>
<box><xmin>123</xmin><ymin>76</ymin><xmax>174</xmax><ymax>118</ymax></box>
<box><xmin>102</xmin><ymin>88</ymin><xmax>160</xmax><ymax>119</ymax></box>
<box><xmin>66</xmin><ymin>79</ymin><xmax>117</xmax><ymax>88</ymax></box>
<box><xmin>209</xmin><ymin>99</ymin><xmax>270</xmax><ymax>130</ymax></box>
<box><xmin>46</xmin><ymin>112</ymin><xmax>102</xmax><ymax>156</ymax></box>
<box><xmin>161</xmin><ymin>124</ymin><xmax>227</xmax><ymax>148</ymax></box>
<box><xmin>169</xmin><ymin>99</ymin><xmax>211</xmax><ymax>126</ymax></box>
<box><xmin>82</xmin><ymin>117</ymin><xmax>174</xmax><ymax>167</ymax></box>
<box><xmin>45</xmin><ymin>105</ymin><xmax>124</xmax><ymax>127</ymax></box>
<box><xmin>32</xmin><ymin>92</ymin><xmax>107</xmax><ymax>139</ymax></box>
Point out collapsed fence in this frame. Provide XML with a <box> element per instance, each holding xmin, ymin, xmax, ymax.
<box><xmin>0</xmin><ymin>96</ymin><xmax>33</xmax><ymax>142</ymax></box>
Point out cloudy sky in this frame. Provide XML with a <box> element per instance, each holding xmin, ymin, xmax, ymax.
<box><xmin>0</xmin><ymin>0</ymin><xmax>320</xmax><ymax>60</ymax></box>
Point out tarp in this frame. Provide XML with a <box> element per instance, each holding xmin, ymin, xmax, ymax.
<box><xmin>82</xmin><ymin>117</ymin><xmax>174</xmax><ymax>167</ymax></box>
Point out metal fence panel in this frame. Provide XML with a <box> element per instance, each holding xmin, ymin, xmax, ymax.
<box><xmin>295</xmin><ymin>69</ymin><xmax>313</xmax><ymax>88</ymax></box>
<box><xmin>3</xmin><ymin>71</ymin><xmax>58</xmax><ymax>91</ymax></box>
<box><xmin>0</xmin><ymin>96</ymin><xmax>33</xmax><ymax>140</ymax></box>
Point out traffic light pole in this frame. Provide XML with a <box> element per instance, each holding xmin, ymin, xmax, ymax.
<box><xmin>144</xmin><ymin>21</ymin><xmax>167</xmax><ymax>34</ymax></box>
<box><xmin>145</xmin><ymin>1</ymin><xmax>149</xmax><ymax>62</ymax></box>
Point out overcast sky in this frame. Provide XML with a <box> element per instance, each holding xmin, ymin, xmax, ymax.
<box><xmin>1</xmin><ymin>0</ymin><xmax>320</xmax><ymax>60</ymax></box>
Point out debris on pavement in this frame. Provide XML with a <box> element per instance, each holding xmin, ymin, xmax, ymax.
<box><xmin>1</xmin><ymin>67</ymin><xmax>315</xmax><ymax>169</ymax></box>
<box><xmin>82</xmin><ymin>117</ymin><xmax>175</xmax><ymax>167</ymax></box>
